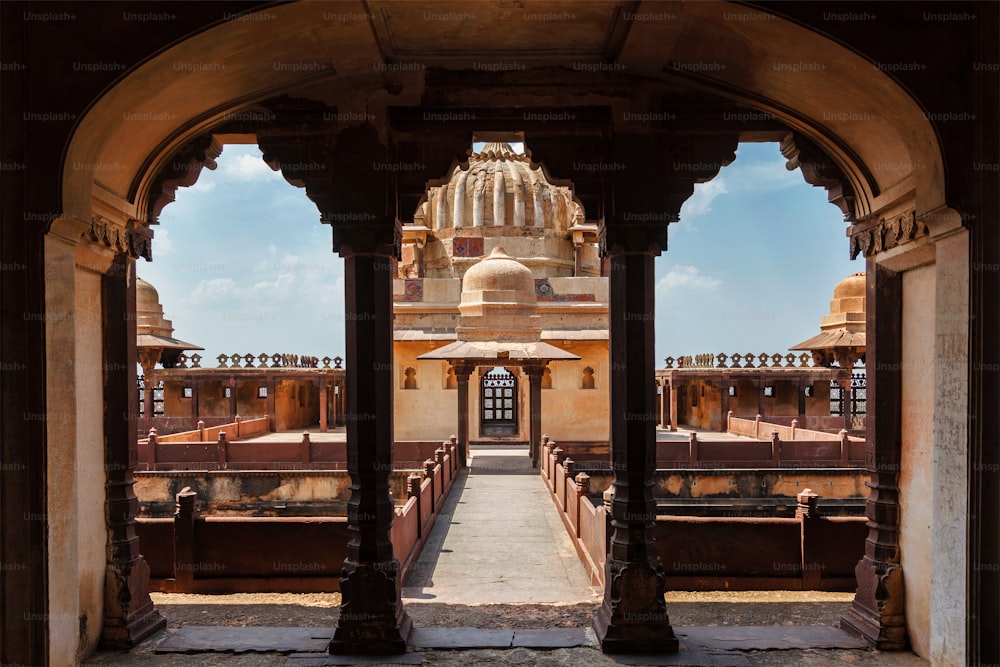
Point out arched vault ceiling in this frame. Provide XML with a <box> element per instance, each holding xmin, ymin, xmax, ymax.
<box><xmin>65</xmin><ymin>0</ymin><xmax>943</xmax><ymax>221</ymax></box>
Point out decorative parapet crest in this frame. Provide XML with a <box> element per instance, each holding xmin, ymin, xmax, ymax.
<box><xmin>212</xmin><ymin>353</ymin><xmax>344</xmax><ymax>369</ymax></box>
<box><xmin>848</xmin><ymin>208</ymin><xmax>924</xmax><ymax>259</ymax></box>
<box><xmin>663</xmin><ymin>352</ymin><xmax>821</xmax><ymax>369</ymax></box>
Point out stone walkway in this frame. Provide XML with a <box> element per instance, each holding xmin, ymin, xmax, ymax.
<box><xmin>402</xmin><ymin>445</ymin><xmax>601</xmax><ymax>604</ymax></box>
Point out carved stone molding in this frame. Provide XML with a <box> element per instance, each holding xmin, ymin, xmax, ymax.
<box><xmin>88</xmin><ymin>215</ymin><xmax>152</xmax><ymax>261</ymax></box>
<box><xmin>146</xmin><ymin>135</ymin><xmax>222</xmax><ymax>224</ymax></box>
<box><xmin>781</xmin><ymin>132</ymin><xmax>856</xmax><ymax>221</ymax></box>
<box><xmin>849</xmin><ymin>209</ymin><xmax>925</xmax><ymax>259</ymax></box>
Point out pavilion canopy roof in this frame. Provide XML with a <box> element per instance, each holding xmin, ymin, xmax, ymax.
<box><xmin>418</xmin><ymin>340</ymin><xmax>579</xmax><ymax>362</ymax></box>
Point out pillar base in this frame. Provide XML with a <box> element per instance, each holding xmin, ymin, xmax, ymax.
<box><xmin>840</xmin><ymin>557</ymin><xmax>908</xmax><ymax>650</ymax></box>
<box><xmin>593</xmin><ymin>563</ymin><xmax>678</xmax><ymax>654</ymax></box>
<box><xmin>329</xmin><ymin>561</ymin><xmax>412</xmax><ymax>655</ymax></box>
<box><xmin>100</xmin><ymin>556</ymin><xmax>167</xmax><ymax>649</ymax></box>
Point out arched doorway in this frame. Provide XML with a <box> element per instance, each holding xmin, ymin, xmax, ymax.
<box><xmin>480</xmin><ymin>367</ymin><xmax>518</xmax><ymax>437</ymax></box>
<box><xmin>20</xmin><ymin>2</ymin><xmax>985</xmax><ymax>664</ymax></box>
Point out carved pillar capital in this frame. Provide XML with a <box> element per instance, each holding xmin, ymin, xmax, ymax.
<box><xmin>332</xmin><ymin>221</ymin><xmax>401</xmax><ymax>259</ymax></box>
<box><xmin>599</xmin><ymin>222</ymin><xmax>668</xmax><ymax>257</ymax></box>
<box><xmin>849</xmin><ymin>208</ymin><xmax>925</xmax><ymax>259</ymax></box>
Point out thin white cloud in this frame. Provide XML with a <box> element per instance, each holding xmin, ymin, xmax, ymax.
<box><xmin>656</xmin><ymin>265</ymin><xmax>722</xmax><ymax>294</ymax></box>
<box><xmin>188</xmin><ymin>180</ymin><xmax>216</xmax><ymax>192</ymax></box>
<box><xmin>679</xmin><ymin>177</ymin><xmax>728</xmax><ymax>221</ymax></box>
<box><xmin>191</xmin><ymin>277</ymin><xmax>237</xmax><ymax>302</ymax></box>
<box><xmin>218</xmin><ymin>152</ymin><xmax>278</xmax><ymax>182</ymax></box>
<box><xmin>726</xmin><ymin>160</ymin><xmax>804</xmax><ymax>194</ymax></box>
<box><xmin>154</xmin><ymin>228</ymin><xmax>174</xmax><ymax>255</ymax></box>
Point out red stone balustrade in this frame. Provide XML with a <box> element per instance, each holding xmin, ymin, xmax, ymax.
<box><xmin>135</xmin><ymin>444</ymin><xmax>458</xmax><ymax>593</ymax></box>
<box><xmin>540</xmin><ymin>440</ymin><xmax>867</xmax><ymax>591</ymax></box>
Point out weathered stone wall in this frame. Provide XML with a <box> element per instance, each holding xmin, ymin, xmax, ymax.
<box><xmin>899</xmin><ymin>263</ymin><xmax>935</xmax><ymax>657</ymax></box>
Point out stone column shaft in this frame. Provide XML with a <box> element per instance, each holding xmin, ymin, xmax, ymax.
<box><xmin>319</xmin><ymin>376</ymin><xmax>328</xmax><ymax>432</ymax></box>
<box><xmin>593</xmin><ymin>223</ymin><xmax>678</xmax><ymax>653</ymax></box>
<box><xmin>100</xmin><ymin>254</ymin><xmax>166</xmax><ymax>648</ymax></box>
<box><xmin>524</xmin><ymin>364</ymin><xmax>545</xmax><ymax>468</ymax></box>
<box><xmin>841</xmin><ymin>259</ymin><xmax>907</xmax><ymax>649</ymax></box>
<box><xmin>454</xmin><ymin>363</ymin><xmax>473</xmax><ymax>468</ymax></box>
<box><xmin>329</xmin><ymin>224</ymin><xmax>410</xmax><ymax>654</ymax></box>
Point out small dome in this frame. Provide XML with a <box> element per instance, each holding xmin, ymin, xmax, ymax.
<box><xmin>832</xmin><ymin>272</ymin><xmax>866</xmax><ymax>300</ymax></box>
<box><xmin>136</xmin><ymin>277</ymin><xmax>174</xmax><ymax>338</ymax></box>
<box><xmin>457</xmin><ymin>247</ymin><xmax>540</xmax><ymax>343</ymax></box>
<box><xmin>461</xmin><ymin>246</ymin><xmax>535</xmax><ymax>301</ymax></box>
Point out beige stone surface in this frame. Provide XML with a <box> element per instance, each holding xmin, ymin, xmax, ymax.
<box><xmin>899</xmin><ymin>264</ymin><xmax>936</xmax><ymax>659</ymax></box>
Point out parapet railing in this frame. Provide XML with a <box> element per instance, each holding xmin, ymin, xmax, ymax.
<box><xmin>727</xmin><ymin>414</ymin><xmax>864</xmax><ymax>443</ymax></box>
<box><xmin>664</xmin><ymin>352</ymin><xmax>821</xmax><ymax>369</ymax></box>
<box><xmin>540</xmin><ymin>441</ymin><xmax>867</xmax><ymax>591</ymax></box>
<box><xmin>135</xmin><ymin>444</ymin><xmax>458</xmax><ymax>593</ymax></box>
<box><xmin>161</xmin><ymin>352</ymin><xmax>345</xmax><ymax>369</ymax></box>
<box><xmin>141</xmin><ymin>416</ymin><xmax>271</xmax><ymax>445</ymax></box>
<box><xmin>137</xmin><ymin>426</ymin><xmax>457</xmax><ymax>472</ymax></box>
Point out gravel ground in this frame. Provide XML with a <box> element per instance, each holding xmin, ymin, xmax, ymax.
<box><xmin>83</xmin><ymin>592</ymin><xmax>928</xmax><ymax>667</ymax></box>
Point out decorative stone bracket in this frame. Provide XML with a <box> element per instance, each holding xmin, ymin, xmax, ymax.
<box><xmin>849</xmin><ymin>209</ymin><xmax>925</xmax><ymax>259</ymax></box>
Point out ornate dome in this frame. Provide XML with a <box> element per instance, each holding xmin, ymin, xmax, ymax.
<box><xmin>422</xmin><ymin>142</ymin><xmax>583</xmax><ymax>231</ymax></box>
<box><xmin>457</xmin><ymin>247</ymin><xmax>540</xmax><ymax>342</ymax></box>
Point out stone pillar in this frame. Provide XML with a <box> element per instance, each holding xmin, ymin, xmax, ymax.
<box><xmin>668</xmin><ymin>382</ymin><xmax>678</xmax><ymax>433</ymax></box>
<box><xmin>797</xmin><ymin>378</ymin><xmax>807</xmax><ymax>421</ymax></box>
<box><xmin>719</xmin><ymin>380</ymin><xmax>731</xmax><ymax>433</ymax></box>
<box><xmin>415</xmin><ymin>237</ymin><xmax>426</xmax><ymax>278</ymax></box>
<box><xmin>453</xmin><ymin>362</ymin><xmax>474</xmax><ymax>469</ymax></box>
<box><xmin>524</xmin><ymin>364</ymin><xmax>545</xmax><ymax>468</ymax></box>
<box><xmin>593</xmin><ymin>221</ymin><xmax>678</xmax><ymax>653</ymax></box>
<box><xmin>265</xmin><ymin>378</ymin><xmax>276</xmax><ymax>431</ymax></box>
<box><xmin>659</xmin><ymin>381</ymin><xmax>669</xmax><ymax>429</ymax></box>
<box><xmin>328</xmin><ymin>221</ymin><xmax>411</xmax><ymax>654</ymax></box>
<box><xmin>319</xmin><ymin>375</ymin><xmax>328</xmax><ymax>432</ymax></box>
<box><xmin>841</xmin><ymin>260</ymin><xmax>907</xmax><ymax>649</ymax></box>
<box><xmin>189</xmin><ymin>379</ymin><xmax>199</xmax><ymax>424</ymax></box>
<box><xmin>100</xmin><ymin>253</ymin><xmax>166</xmax><ymax>647</ymax></box>
<box><xmin>227</xmin><ymin>379</ymin><xmax>238</xmax><ymax>422</ymax></box>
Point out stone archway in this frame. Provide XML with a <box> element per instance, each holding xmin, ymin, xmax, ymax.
<box><xmin>37</xmin><ymin>2</ymin><xmax>975</xmax><ymax>664</ymax></box>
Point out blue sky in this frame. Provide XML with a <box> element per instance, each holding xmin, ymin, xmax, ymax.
<box><xmin>139</xmin><ymin>142</ymin><xmax>859</xmax><ymax>366</ymax></box>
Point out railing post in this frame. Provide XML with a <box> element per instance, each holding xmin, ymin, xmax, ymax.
<box><xmin>424</xmin><ymin>459</ymin><xmax>436</xmax><ymax>508</ymax></box>
<box><xmin>726</xmin><ymin>410</ymin><xmax>733</xmax><ymax>434</ymax></box>
<box><xmin>408</xmin><ymin>474</ymin><xmax>422</xmax><ymax>538</ymax></box>
<box><xmin>235</xmin><ymin>414</ymin><xmax>242</xmax><ymax>439</ymax></box>
<box><xmin>755</xmin><ymin>414</ymin><xmax>762</xmax><ymax>440</ymax></box>
<box><xmin>145</xmin><ymin>428</ymin><xmax>158</xmax><ymax>470</ymax></box>
<box><xmin>301</xmin><ymin>432</ymin><xmax>312</xmax><ymax>467</ymax></box>
<box><xmin>796</xmin><ymin>488</ymin><xmax>822</xmax><ymax>589</ymax></box>
<box><xmin>217</xmin><ymin>431</ymin><xmax>228</xmax><ymax>469</ymax></box>
<box><xmin>563</xmin><ymin>458</ymin><xmax>575</xmax><ymax>509</ymax></box>
<box><xmin>173</xmin><ymin>487</ymin><xmax>199</xmax><ymax>592</ymax></box>
<box><xmin>839</xmin><ymin>429</ymin><xmax>850</xmax><ymax>466</ymax></box>
<box><xmin>551</xmin><ymin>446</ymin><xmax>563</xmax><ymax>492</ymax></box>
<box><xmin>770</xmin><ymin>430</ymin><xmax>781</xmax><ymax>466</ymax></box>
<box><xmin>575</xmin><ymin>472</ymin><xmax>591</xmax><ymax>536</ymax></box>
<box><xmin>688</xmin><ymin>431</ymin><xmax>699</xmax><ymax>467</ymax></box>
<box><xmin>791</xmin><ymin>418</ymin><xmax>798</xmax><ymax>440</ymax></box>
<box><xmin>198</xmin><ymin>419</ymin><xmax>206</xmax><ymax>442</ymax></box>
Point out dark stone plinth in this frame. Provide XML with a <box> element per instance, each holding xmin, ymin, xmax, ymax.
<box><xmin>840</xmin><ymin>557</ymin><xmax>908</xmax><ymax>650</ymax></box>
<box><xmin>594</xmin><ymin>563</ymin><xmax>679</xmax><ymax>654</ymax></box>
<box><xmin>329</xmin><ymin>562</ymin><xmax>412</xmax><ymax>654</ymax></box>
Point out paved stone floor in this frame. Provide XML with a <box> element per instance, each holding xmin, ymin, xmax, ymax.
<box><xmin>402</xmin><ymin>445</ymin><xmax>602</xmax><ymax>604</ymax></box>
<box><xmin>84</xmin><ymin>446</ymin><xmax>928</xmax><ymax>666</ymax></box>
